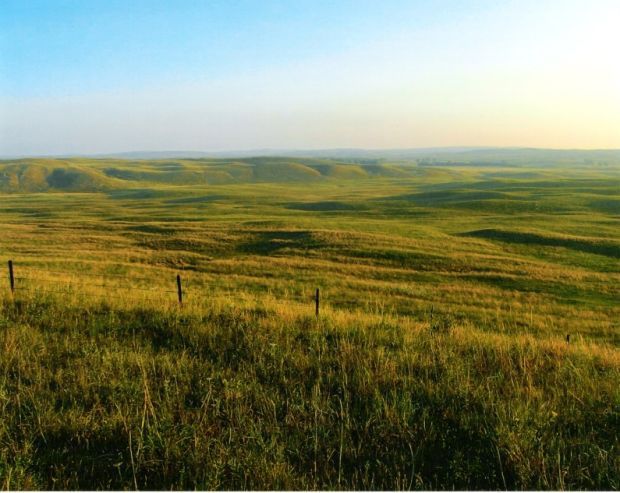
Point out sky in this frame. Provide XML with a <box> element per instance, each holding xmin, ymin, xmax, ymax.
<box><xmin>1</xmin><ymin>0</ymin><xmax>619</xmax><ymax>156</ymax></box>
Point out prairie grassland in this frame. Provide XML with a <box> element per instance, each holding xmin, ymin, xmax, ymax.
<box><xmin>0</xmin><ymin>160</ymin><xmax>619</xmax><ymax>489</ymax></box>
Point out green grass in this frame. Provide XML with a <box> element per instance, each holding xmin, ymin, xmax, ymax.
<box><xmin>0</xmin><ymin>158</ymin><xmax>618</xmax><ymax>489</ymax></box>
<box><xmin>1</xmin><ymin>296</ymin><xmax>618</xmax><ymax>490</ymax></box>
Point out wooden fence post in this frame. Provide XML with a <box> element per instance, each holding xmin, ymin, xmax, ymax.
<box><xmin>315</xmin><ymin>288</ymin><xmax>320</xmax><ymax>318</ymax></box>
<box><xmin>176</xmin><ymin>274</ymin><xmax>183</xmax><ymax>306</ymax></box>
<box><xmin>430</xmin><ymin>304</ymin><xmax>434</xmax><ymax>329</ymax></box>
<box><xmin>8</xmin><ymin>260</ymin><xmax>14</xmax><ymax>295</ymax></box>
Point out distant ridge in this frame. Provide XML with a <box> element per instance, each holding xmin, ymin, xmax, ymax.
<box><xmin>91</xmin><ymin>147</ymin><xmax>487</xmax><ymax>160</ymax></box>
<box><xmin>3</xmin><ymin>147</ymin><xmax>620</xmax><ymax>162</ymax></box>
<box><xmin>1</xmin><ymin>149</ymin><xmax>619</xmax><ymax>193</ymax></box>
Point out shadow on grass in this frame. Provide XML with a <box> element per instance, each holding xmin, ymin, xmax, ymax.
<box><xmin>237</xmin><ymin>230</ymin><xmax>325</xmax><ymax>255</ymax></box>
<box><xmin>165</xmin><ymin>194</ymin><xmax>227</xmax><ymax>205</ymax></box>
<box><xmin>32</xmin><ymin>424</ymin><xmax>131</xmax><ymax>490</ymax></box>
<box><xmin>462</xmin><ymin>228</ymin><xmax>620</xmax><ymax>259</ymax></box>
<box><xmin>285</xmin><ymin>201</ymin><xmax>369</xmax><ymax>212</ymax></box>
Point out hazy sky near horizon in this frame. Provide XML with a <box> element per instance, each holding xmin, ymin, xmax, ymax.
<box><xmin>1</xmin><ymin>0</ymin><xmax>619</xmax><ymax>155</ymax></box>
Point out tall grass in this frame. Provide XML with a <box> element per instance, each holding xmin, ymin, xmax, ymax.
<box><xmin>1</xmin><ymin>290</ymin><xmax>618</xmax><ymax>489</ymax></box>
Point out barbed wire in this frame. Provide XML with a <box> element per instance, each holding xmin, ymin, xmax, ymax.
<box><xmin>13</xmin><ymin>285</ymin><xmax>179</xmax><ymax>301</ymax></box>
<box><xmin>16</xmin><ymin>265</ymin><xmax>242</xmax><ymax>289</ymax></box>
<box><xmin>16</xmin><ymin>266</ymin><xmax>170</xmax><ymax>284</ymax></box>
<box><xmin>5</xmin><ymin>261</ymin><xmax>427</xmax><ymax>308</ymax></box>
<box><xmin>14</xmin><ymin>275</ymin><xmax>178</xmax><ymax>294</ymax></box>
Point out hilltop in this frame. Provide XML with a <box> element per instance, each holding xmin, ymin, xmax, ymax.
<box><xmin>0</xmin><ymin>157</ymin><xmax>418</xmax><ymax>193</ymax></box>
<box><xmin>2</xmin><ymin>148</ymin><xmax>620</xmax><ymax>193</ymax></box>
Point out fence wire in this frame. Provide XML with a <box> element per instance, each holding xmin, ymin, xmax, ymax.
<box><xmin>5</xmin><ymin>261</ymin><xmax>413</xmax><ymax>310</ymax></box>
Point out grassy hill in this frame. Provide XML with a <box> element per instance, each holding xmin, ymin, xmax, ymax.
<box><xmin>4</xmin><ymin>148</ymin><xmax>620</xmax><ymax>192</ymax></box>
<box><xmin>0</xmin><ymin>157</ymin><xmax>423</xmax><ymax>192</ymax></box>
<box><xmin>0</xmin><ymin>159</ymin><xmax>618</xmax><ymax>489</ymax></box>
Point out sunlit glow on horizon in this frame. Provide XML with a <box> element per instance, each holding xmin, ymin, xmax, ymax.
<box><xmin>1</xmin><ymin>0</ymin><xmax>619</xmax><ymax>156</ymax></box>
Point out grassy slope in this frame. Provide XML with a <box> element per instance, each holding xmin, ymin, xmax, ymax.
<box><xmin>0</xmin><ymin>157</ymin><xmax>420</xmax><ymax>192</ymax></box>
<box><xmin>0</xmin><ymin>159</ymin><xmax>618</xmax><ymax>489</ymax></box>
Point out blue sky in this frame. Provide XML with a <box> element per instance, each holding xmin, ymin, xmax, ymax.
<box><xmin>2</xmin><ymin>0</ymin><xmax>454</xmax><ymax>97</ymax></box>
<box><xmin>1</xmin><ymin>0</ymin><xmax>619</xmax><ymax>155</ymax></box>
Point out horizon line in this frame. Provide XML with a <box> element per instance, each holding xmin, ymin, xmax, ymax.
<box><xmin>3</xmin><ymin>145</ymin><xmax>620</xmax><ymax>160</ymax></box>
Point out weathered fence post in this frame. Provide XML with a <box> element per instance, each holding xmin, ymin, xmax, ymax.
<box><xmin>8</xmin><ymin>260</ymin><xmax>14</xmax><ymax>295</ymax></box>
<box><xmin>176</xmin><ymin>274</ymin><xmax>183</xmax><ymax>306</ymax></box>
<box><xmin>430</xmin><ymin>304</ymin><xmax>434</xmax><ymax>329</ymax></box>
<box><xmin>315</xmin><ymin>288</ymin><xmax>320</xmax><ymax>318</ymax></box>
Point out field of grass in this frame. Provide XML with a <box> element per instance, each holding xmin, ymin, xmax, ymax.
<box><xmin>0</xmin><ymin>157</ymin><xmax>618</xmax><ymax>489</ymax></box>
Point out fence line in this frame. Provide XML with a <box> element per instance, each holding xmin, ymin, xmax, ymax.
<box><xmin>3</xmin><ymin>260</ymin><xmax>576</xmax><ymax>344</ymax></box>
<box><xmin>6</xmin><ymin>260</ymin><xmax>444</xmax><ymax>312</ymax></box>
<box><xmin>10</xmin><ymin>275</ymin><xmax>321</xmax><ymax>300</ymax></box>
<box><xmin>5</xmin><ymin>259</ymin><xmax>348</xmax><ymax>316</ymax></box>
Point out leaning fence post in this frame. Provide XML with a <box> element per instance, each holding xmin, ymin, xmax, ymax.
<box><xmin>8</xmin><ymin>260</ymin><xmax>14</xmax><ymax>295</ymax></box>
<box><xmin>176</xmin><ymin>274</ymin><xmax>183</xmax><ymax>306</ymax></box>
<box><xmin>315</xmin><ymin>288</ymin><xmax>320</xmax><ymax>318</ymax></box>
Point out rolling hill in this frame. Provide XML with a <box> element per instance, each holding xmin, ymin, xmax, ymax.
<box><xmin>0</xmin><ymin>157</ymin><xmax>422</xmax><ymax>192</ymax></box>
